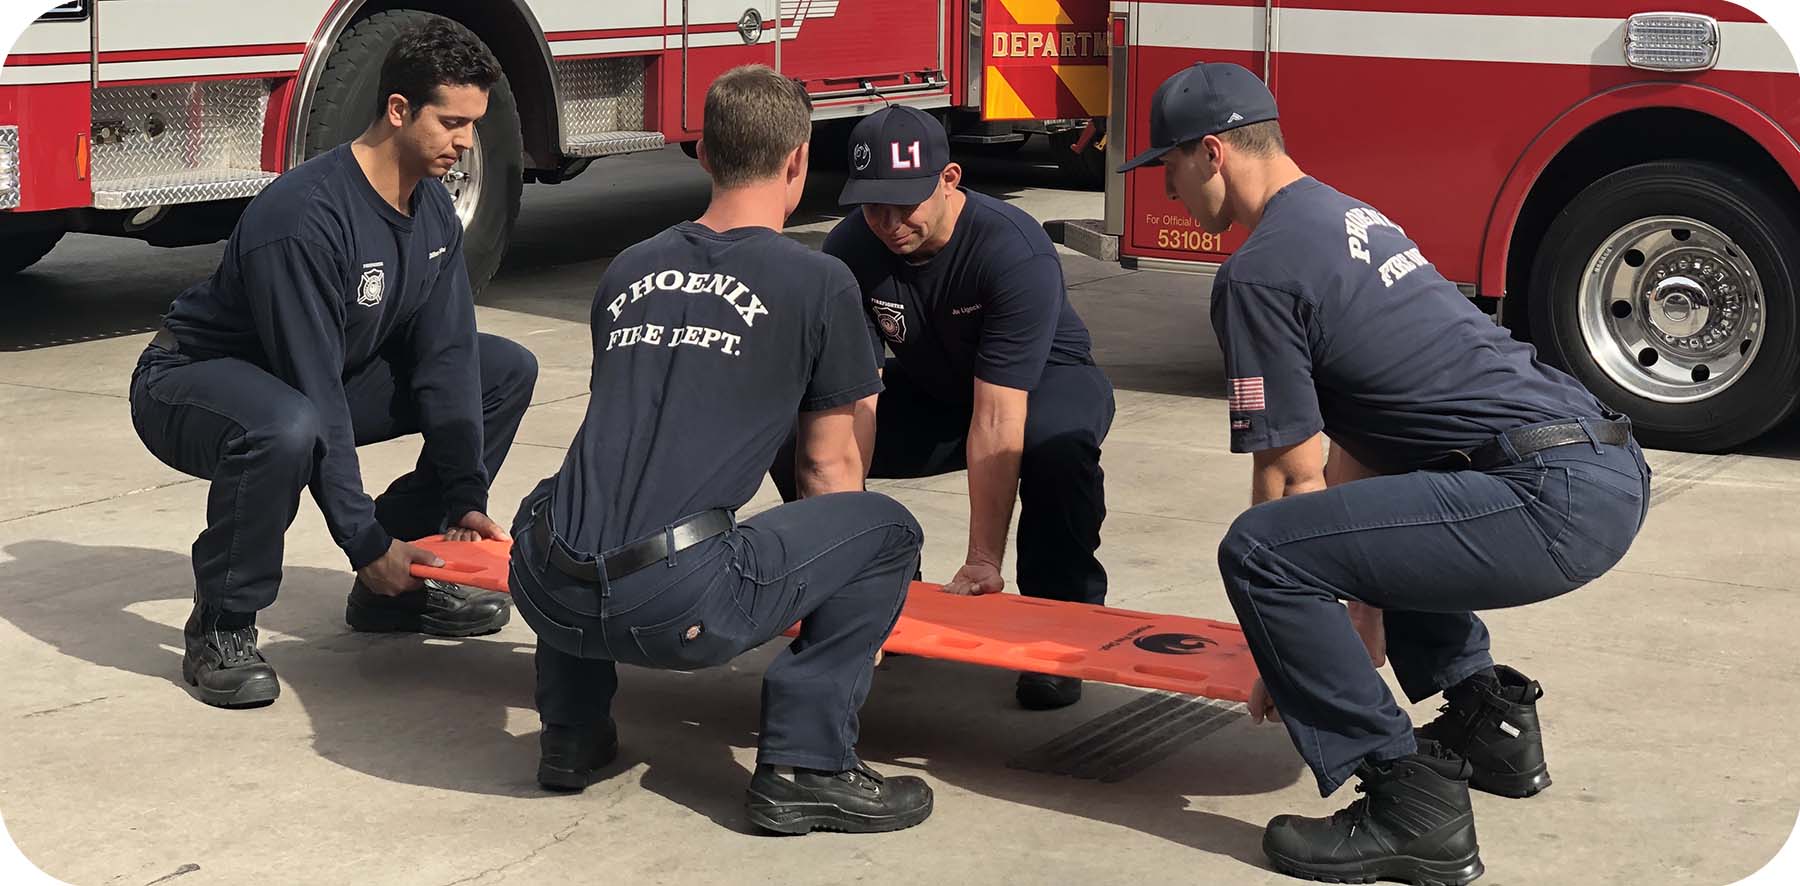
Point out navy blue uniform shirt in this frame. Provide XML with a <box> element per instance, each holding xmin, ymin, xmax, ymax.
<box><xmin>551</xmin><ymin>223</ymin><xmax>882</xmax><ymax>554</ymax></box>
<box><xmin>824</xmin><ymin>188</ymin><xmax>1094</xmax><ymax>402</ymax></box>
<box><xmin>1211</xmin><ymin>176</ymin><xmax>1608</xmax><ymax>473</ymax></box>
<box><xmin>161</xmin><ymin>144</ymin><xmax>484</xmax><ymax>569</ymax></box>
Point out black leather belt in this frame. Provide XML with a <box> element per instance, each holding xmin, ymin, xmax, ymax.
<box><xmin>531</xmin><ymin>502</ymin><xmax>734</xmax><ymax>585</ymax></box>
<box><xmin>1456</xmin><ymin>416</ymin><xmax>1633</xmax><ymax>471</ymax></box>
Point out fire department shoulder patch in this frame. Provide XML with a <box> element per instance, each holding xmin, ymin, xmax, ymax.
<box><xmin>358</xmin><ymin>265</ymin><xmax>385</xmax><ymax>307</ymax></box>
<box><xmin>871</xmin><ymin>300</ymin><xmax>905</xmax><ymax>343</ymax></box>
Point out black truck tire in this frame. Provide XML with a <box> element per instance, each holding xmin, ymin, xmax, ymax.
<box><xmin>0</xmin><ymin>231</ymin><xmax>65</xmax><ymax>277</ymax></box>
<box><xmin>1527</xmin><ymin>161</ymin><xmax>1800</xmax><ymax>452</ymax></box>
<box><xmin>300</xmin><ymin>10</ymin><xmax>523</xmax><ymax>294</ymax></box>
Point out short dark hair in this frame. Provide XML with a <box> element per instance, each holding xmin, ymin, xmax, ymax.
<box><xmin>1216</xmin><ymin>119</ymin><xmax>1286</xmax><ymax>157</ymax></box>
<box><xmin>701</xmin><ymin>65</ymin><xmax>814</xmax><ymax>188</ymax></box>
<box><xmin>374</xmin><ymin>18</ymin><xmax>503</xmax><ymax>121</ymax></box>
<box><xmin>1175</xmin><ymin>120</ymin><xmax>1287</xmax><ymax>160</ymax></box>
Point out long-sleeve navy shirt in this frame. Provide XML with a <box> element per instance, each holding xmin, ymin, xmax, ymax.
<box><xmin>162</xmin><ymin>144</ymin><xmax>485</xmax><ymax>570</ymax></box>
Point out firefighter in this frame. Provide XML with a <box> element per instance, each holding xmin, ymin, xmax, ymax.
<box><xmin>1119</xmin><ymin>62</ymin><xmax>1650</xmax><ymax>883</ymax></box>
<box><xmin>507</xmin><ymin>65</ymin><xmax>933</xmax><ymax>835</ymax></box>
<box><xmin>128</xmin><ymin>20</ymin><xmax>535</xmax><ymax>709</ymax></box>
<box><xmin>769</xmin><ymin>105</ymin><xmax>1117</xmax><ymax>711</ymax></box>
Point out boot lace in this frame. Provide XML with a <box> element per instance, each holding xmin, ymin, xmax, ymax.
<box><xmin>212</xmin><ymin>626</ymin><xmax>264</xmax><ymax>667</ymax></box>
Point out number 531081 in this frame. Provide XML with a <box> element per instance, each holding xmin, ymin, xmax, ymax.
<box><xmin>1156</xmin><ymin>228</ymin><xmax>1223</xmax><ymax>252</ymax></box>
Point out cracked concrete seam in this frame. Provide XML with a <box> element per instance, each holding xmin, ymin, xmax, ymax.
<box><xmin>438</xmin><ymin>813</ymin><xmax>590</xmax><ymax>886</ymax></box>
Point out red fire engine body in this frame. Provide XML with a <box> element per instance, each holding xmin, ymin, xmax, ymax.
<box><xmin>1070</xmin><ymin>1</ymin><xmax>1800</xmax><ymax>451</ymax></box>
<box><xmin>0</xmin><ymin>0</ymin><xmax>1110</xmax><ymax>292</ymax></box>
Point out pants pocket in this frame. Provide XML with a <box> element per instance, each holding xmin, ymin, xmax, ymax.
<box><xmin>628</xmin><ymin>580</ymin><xmax>756</xmax><ymax>671</ymax></box>
<box><xmin>1543</xmin><ymin>463</ymin><xmax>1645</xmax><ymax>585</ymax></box>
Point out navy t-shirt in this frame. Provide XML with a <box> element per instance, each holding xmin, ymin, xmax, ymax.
<box><xmin>550</xmin><ymin>223</ymin><xmax>883</xmax><ymax>554</ymax></box>
<box><xmin>824</xmin><ymin>188</ymin><xmax>1093</xmax><ymax>403</ymax></box>
<box><xmin>1210</xmin><ymin>176</ymin><xmax>1608</xmax><ymax>473</ymax></box>
<box><xmin>161</xmin><ymin>143</ymin><xmax>483</xmax><ymax>569</ymax></box>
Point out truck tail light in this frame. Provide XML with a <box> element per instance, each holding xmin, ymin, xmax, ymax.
<box><xmin>0</xmin><ymin>127</ymin><xmax>19</xmax><ymax>211</ymax></box>
<box><xmin>1112</xmin><ymin>15</ymin><xmax>1127</xmax><ymax>50</ymax></box>
<box><xmin>77</xmin><ymin>132</ymin><xmax>90</xmax><ymax>181</ymax></box>
<box><xmin>1625</xmin><ymin>12</ymin><xmax>1720</xmax><ymax>72</ymax></box>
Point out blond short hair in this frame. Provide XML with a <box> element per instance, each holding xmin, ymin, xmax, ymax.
<box><xmin>701</xmin><ymin>65</ymin><xmax>814</xmax><ymax>187</ymax></box>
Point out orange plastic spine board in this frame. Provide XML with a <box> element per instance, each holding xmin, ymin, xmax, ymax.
<box><xmin>410</xmin><ymin>536</ymin><xmax>1257</xmax><ymax>702</ymax></box>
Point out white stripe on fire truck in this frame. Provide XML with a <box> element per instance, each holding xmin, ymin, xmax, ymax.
<box><xmin>1132</xmin><ymin>2</ymin><xmax>1799</xmax><ymax>74</ymax></box>
<box><xmin>95</xmin><ymin>54</ymin><xmax>305</xmax><ymax>84</ymax></box>
<box><xmin>0</xmin><ymin>64</ymin><xmax>90</xmax><ymax>87</ymax></box>
<box><xmin>550</xmin><ymin>35</ymin><xmax>666</xmax><ymax>58</ymax></box>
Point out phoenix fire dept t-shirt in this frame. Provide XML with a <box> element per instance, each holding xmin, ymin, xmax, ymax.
<box><xmin>549</xmin><ymin>223</ymin><xmax>883</xmax><ymax>553</ymax></box>
<box><xmin>1210</xmin><ymin>176</ymin><xmax>1609</xmax><ymax>473</ymax></box>
<box><xmin>824</xmin><ymin>188</ymin><xmax>1094</xmax><ymax>403</ymax></box>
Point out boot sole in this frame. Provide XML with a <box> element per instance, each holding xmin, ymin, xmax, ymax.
<box><xmin>1471</xmin><ymin>765</ymin><xmax>1551</xmax><ymax>799</ymax></box>
<box><xmin>1265</xmin><ymin>846</ymin><xmax>1485</xmax><ymax>886</ymax></box>
<box><xmin>744</xmin><ymin>791</ymin><xmax>933</xmax><ymax>835</ymax></box>
<box><xmin>182</xmin><ymin>658</ymin><xmax>279</xmax><ymax>709</ymax></box>
<box><xmin>537</xmin><ymin>740</ymin><xmax>621</xmax><ymax>792</ymax></box>
<box><xmin>345</xmin><ymin>605</ymin><xmax>511</xmax><ymax>638</ymax></box>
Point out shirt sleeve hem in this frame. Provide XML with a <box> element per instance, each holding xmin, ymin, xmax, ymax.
<box><xmin>800</xmin><ymin>378</ymin><xmax>884</xmax><ymax>413</ymax></box>
<box><xmin>972</xmin><ymin>366</ymin><xmax>1039</xmax><ymax>392</ymax></box>
<box><xmin>345</xmin><ymin>522</ymin><xmax>394</xmax><ymax>572</ymax></box>
<box><xmin>1229</xmin><ymin>424</ymin><xmax>1323</xmax><ymax>454</ymax></box>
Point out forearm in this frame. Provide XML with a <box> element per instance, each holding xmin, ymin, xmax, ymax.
<box><xmin>797</xmin><ymin>453</ymin><xmax>864</xmax><ymax>497</ymax></box>
<box><xmin>411</xmin><ymin>270</ymin><xmax>487</xmax><ymax>519</ymax></box>
<box><xmin>309</xmin><ymin>409</ymin><xmax>391</xmax><ymax>569</ymax></box>
<box><xmin>965</xmin><ymin>418</ymin><xmax>1025</xmax><ymax>565</ymax></box>
<box><xmin>1251</xmin><ymin>469</ymin><xmax>1327</xmax><ymax>506</ymax></box>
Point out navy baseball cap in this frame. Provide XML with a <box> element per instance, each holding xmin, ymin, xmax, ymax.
<box><xmin>839</xmin><ymin>105</ymin><xmax>951</xmax><ymax>207</ymax></box>
<box><xmin>1117</xmin><ymin>62</ymin><xmax>1279</xmax><ymax>173</ymax></box>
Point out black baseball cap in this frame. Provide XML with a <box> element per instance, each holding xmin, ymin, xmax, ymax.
<box><xmin>1117</xmin><ymin>62</ymin><xmax>1279</xmax><ymax>173</ymax></box>
<box><xmin>838</xmin><ymin>105</ymin><xmax>951</xmax><ymax>207</ymax></box>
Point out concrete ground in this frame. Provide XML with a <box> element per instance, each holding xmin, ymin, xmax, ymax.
<box><xmin>3</xmin><ymin>144</ymin><xmax>1798</xmax><ymax>886</ymax></box>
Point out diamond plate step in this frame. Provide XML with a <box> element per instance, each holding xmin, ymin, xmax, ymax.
<box><xmin>92</xmin><ymin>170</ymin><xmax>278</xmax><ymax>210</ymax></box>
<box><xmin>564</xmin><ymin>131</ymin><xmax>664</xmax><ymax>159</ymax></box>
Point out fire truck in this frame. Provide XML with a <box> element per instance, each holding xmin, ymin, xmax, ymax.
<box><xmin>1060</xmin><ymin>1</ymin><xmax>1800</xmax><ymax>452</ymax></box>
<box><xmin>0</xmin><ymin>0</ymin><xmax>1110</xmax><ymax>294</ymax></box>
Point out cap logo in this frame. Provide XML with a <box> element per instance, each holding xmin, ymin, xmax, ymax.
<box><xmin>853</xmin><ymin>142</ymin><xmax>872</xmax><ymax>171</ymax></box>
<box><xmin>890</xmin><ymin>141</ymin><xmax>922</xmax><ymax>171</ymax></box>
<box><xmin>1226</xmin><ymin>112</ymin><xmax>1244</xmax><ymax>123</ymax></box>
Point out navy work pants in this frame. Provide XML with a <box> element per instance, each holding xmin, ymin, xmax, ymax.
<box><xmin>1216</xmin><ymin>419</ymin><xmax>1650</xmax><ymax>796</ymax></box>
<box><xmin>511</xmin><ymin>483</ymin><xmax>923</xmax><ymax>771</ymax></box>
<box><xmin>770</xmin><ymin>358</ymin><xmax>1115</xmax><ymax>605</ymax></box>
<box><xmin>128</xmin><ymin>333</ymin><xmax>538</xmax><ymax>612</ymax></box>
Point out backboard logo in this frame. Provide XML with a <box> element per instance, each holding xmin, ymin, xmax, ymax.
<box><xmin>1132</xmin><ymin>633</ymin><xmax>1216</xmax><ymax>655</ymax></box>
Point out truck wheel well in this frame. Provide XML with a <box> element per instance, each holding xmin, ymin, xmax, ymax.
<box><xmin>1503</xmin><ymin>107</ymin><xmax>1799</xmax><ymax>337</ymax></box>
<box><xmin>348</xmin><ymin>0</ymin><xmax>559</xmax><ymax>170</ymax></box>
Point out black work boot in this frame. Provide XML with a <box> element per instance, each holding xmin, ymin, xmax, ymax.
<box><xmin>1262</xmin><ymin>742</ymin><xmax>1484</xmax><ymax>886</ymax></box>
<box><xmin>536</xmin><ymin>721</ymin><xmax>620</xmax><ymax>792</ymax></box>
<box><xmin>1016</xmin><ymin>672</ymin><xmax>1082</xmax><ymax>710</ymax></box>
<box><xmin>746</xmin><ymin>761</ymin><xmax>934</xmax><ymax>834</ymax></box>
<box><xmin>182</xmin><ymin>603</ymin><xmax>279</xmax><ymax>709</ymax></box>
<box><xmin>345</xmin><ymin>579</ymin><xmax>511</xmax><ymax>637</ymax></box>
<box><xmin>1416</xmin><ymin>665</ymin><xmax>1550</xmax><ymax>798</ymax></box>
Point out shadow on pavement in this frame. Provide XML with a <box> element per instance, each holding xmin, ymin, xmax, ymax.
<box><xmin>0</xmin><ymin>538</ymin><xmax>1296</xmax><ymax>872</ymax></box>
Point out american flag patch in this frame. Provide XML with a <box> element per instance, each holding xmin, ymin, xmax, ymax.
<box><xmin>1228</xmin><ymin>376</ymin><xmax>1266</xmax><ymax>412</ymax></box>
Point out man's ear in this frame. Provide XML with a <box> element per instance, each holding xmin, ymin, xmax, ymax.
<box><xmin>787</xmin><ymin>142</ymin><xmax>809</xmax><ymax>183</ymax></box>
<box><xmin>1205</xmin><ymin>134</ymin><xmax>1226</xmax><ymax>172</ymax></box>
<box><xmin>696</xmin><ymin>139</ymin><xmax>713</xmax><ymax>175</ymax></box>
<box><xmin>384</xmin><ymin>94</ymin><xmax>411</xmax><ymax>129</ymax></box>
<box><xmin>941</xmin><ymin>161</ymin><xmax>962</xmax><ymax>192</ymax></box>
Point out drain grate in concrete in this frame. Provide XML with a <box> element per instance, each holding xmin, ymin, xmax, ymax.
<box><xmin>1008</xmin><ymin>691</ymin><xmax>1244</xmax><ymax>783</ymax></box>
